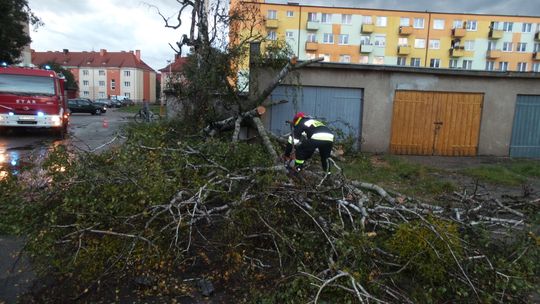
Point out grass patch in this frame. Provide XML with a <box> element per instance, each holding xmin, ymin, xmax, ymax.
<box><xmin>342</xmin><ymin>154</ymin><xmax>456</xmax><ymax>197</ymax></box>
<box><xmin>461</xmin><ymin>160</ymin><xmax>540</xmax><ymax>186</ymax></box>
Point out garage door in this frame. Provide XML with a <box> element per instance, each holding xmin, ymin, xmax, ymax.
<box><xmin>390</xmin><ymin>91</ymin><xmax>484</xmax><ymax>156</ymax></box>
<box><xmin>269</xmin><ymin>85</ymin><xmax>363</xmax><ymax>143</ymax></box>
<box><xmin>510</xmin><ymin>95</ymin><xmax>540</xmax><ymax>158</ymax></box>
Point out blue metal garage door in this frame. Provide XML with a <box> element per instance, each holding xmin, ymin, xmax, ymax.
<box><xmin>268</xmin><ymin>86</ymin><xmax>363</xmax><ymax>143</ymax></box>
<box><xmin>510</xmin><ymin>95</ymin><xmax>540</xmax><ymax>158</ymax></box>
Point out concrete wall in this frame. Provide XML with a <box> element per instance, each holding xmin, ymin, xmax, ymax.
<box><xmin>255</xmin><ymin>64</ymin><xmax>540</xmax><ymax>156</ymax></box>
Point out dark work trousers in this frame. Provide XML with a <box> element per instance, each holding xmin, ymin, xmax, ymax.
<box><xmin>296</xmin><ymin>139</ymin><xmax>333</xmax><ymax>172</ymax></box>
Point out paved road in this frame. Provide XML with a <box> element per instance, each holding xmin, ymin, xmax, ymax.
<box><xmin>0</xmin><ymin>108</ymin><xmax>132</xmax><ymax>303</ymax></box>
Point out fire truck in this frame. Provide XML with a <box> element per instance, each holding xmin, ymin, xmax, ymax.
<box><xmin>0</xmin><ymin>64</ymin><xmax>69</xmax><ymax>138</ymax></box>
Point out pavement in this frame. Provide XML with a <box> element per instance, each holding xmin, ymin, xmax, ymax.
<box><xmin>0</xmin><ymin>237</ymin><xmax>34</xmax><ymax>304</ymax></box>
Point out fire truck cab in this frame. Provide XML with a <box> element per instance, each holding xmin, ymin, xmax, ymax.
<box><xmin>0</xmin><ymin>64</ymin><xmax>69</xmax><ymax>138</ymax></box>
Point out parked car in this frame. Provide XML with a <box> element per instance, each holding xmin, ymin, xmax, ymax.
<box><xmin>68</xmin><ymin>98</ymin><xmax>107</xmax><ymax>115</ymax></box>
<box><xmin>122</xmin><ymin>98</ymin><xmax>135</xmax><ymax>106</ymax></box>
<box><xmin>94</xmin><ymin>98</ymin><xmax>113</xmax><ymax>107</ymax></box>
<box><xmin>110</xmin><ymin>99</ymin><xmax>124</xmax><ymax>108</ymax></box>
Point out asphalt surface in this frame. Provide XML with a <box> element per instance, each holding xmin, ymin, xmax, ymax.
<box><xmin>0</xmin><ymin>108</ymin><xmax>132</xmax><ymax>303</ymax></box>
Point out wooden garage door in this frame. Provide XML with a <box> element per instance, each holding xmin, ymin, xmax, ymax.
<box><xmin>390</xmin><ymin>91</ymin><xmax>483</xmax><ymax>156</ymax></box>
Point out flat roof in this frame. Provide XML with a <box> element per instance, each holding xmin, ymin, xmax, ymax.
<box><xmin>257</xmin><ymin>0</ymin><xmax>540</xmax><ymax>19</ymax></box>
<box><xmin>301</xmin><ymin>61</ymin><xmax>540</xmax><ymax>79</ymax></box>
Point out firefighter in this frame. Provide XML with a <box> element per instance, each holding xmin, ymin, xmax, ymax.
<box><xmin>283</xmin><ymin>112</ymin><xmax>334</xmax><ymax>173</ymax></box>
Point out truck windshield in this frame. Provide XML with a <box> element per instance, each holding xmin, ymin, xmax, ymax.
<box><xmin>0</xmin><ymin>74</ymin><xmax>55</xmax><ymax>95</ymax></box>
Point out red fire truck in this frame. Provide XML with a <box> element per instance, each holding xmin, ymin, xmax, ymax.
<box><xmin>0</xmin><ymin>64</ymin><xmax>69</xmax><ymax>138</ymax></box>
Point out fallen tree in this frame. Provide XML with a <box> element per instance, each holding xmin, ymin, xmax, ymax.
<box><xmin>3</xmin><ymin>121</ymin><xmax>537</xmax><ymax>303</ymax></box>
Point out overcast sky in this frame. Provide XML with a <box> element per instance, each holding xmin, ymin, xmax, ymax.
<box><xmin>28</xmin><ymin>0</ymin><xmax>540</xmax><ymax>72</ymax></box>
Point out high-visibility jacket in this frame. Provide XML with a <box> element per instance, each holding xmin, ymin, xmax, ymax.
<box><xmin>287</xmin><ymin>117</ymin><xmax>334</xmax><ymax>146</ymax></box>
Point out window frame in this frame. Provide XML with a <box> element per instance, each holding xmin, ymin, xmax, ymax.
<box><xmin>338</xmin><ymin>34</ymin><xmax>349</xmax><ymax>45</ymax></box>
<box><xmin>429</xmin><ymin>39</ymin><xmax>440</xmax><ymax>50</ymax></box>
<box><xmin>286</xmin><ymin>10</ymin><xmax>294</xmax><ymax>18</ymax></box>
<box><xmin>341</xmin><ymin>14</ymin><xmax>352</xmax><ymax>25</ymax></box>
<box><xmin>429</xmin><ymin>58</ymin><xmax>441</xmax><ymax>68</ymax></box>
<box><xmin>414</xmin><ymin>38</ymin><xmax>426</xmax><ymax>49</ymax></box>
<box><xmin>322</xmin><ymin>33</ymin><xmax>334</xmax><ymax>44</ymax></box>
<box><xmin>267</xmin><ymin>10</ymin><xmax>277</xmax><ymax>20</ymax></box>
<box><xmin>516</xmin><ymin>42</ymin><xmax>527</xmax><ymax>52</ymax></box>
<box><xmin>321</xmin><ymin>13</ymin><xmax>333</xmax><ymax>24</ymax></box>
<box><xmin>413</xmin><ymin>18</ymin><xmax>425</xmax><ymax>29</ymax></box>
<box><xmin>400</xmin><ymin>17</ymin><xmax>410</xmax><ymax>27</ymax></box>
<box><xmin>376</xmin><ymin>16</ymin><xmax>388</xmax><ymax>27</ymax></box>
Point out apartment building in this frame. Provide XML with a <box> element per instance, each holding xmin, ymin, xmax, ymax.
<box><xmin>233</xmin><ymin>0</ymin><xmax>540</xmax><ymax>72</ymax></box>
<box><xmin>32</xmin><ymin>49</ymin><xmax>157</xmax><ymax>102</ymax></box>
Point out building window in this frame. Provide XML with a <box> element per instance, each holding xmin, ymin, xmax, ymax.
<box><xmin>485</xmin><ymin>61</ymin><xmax>495</xmax><ymax>71</ymax></box>
<box><xmin>453</xmin><ymin>20</ymin><xmax>463</xmax><ymax>29</ymax></box>
<box><xmin>267</xmin><ymin>30</ymin><xmax>277</xmax><ymax>40</ymax></box>
<box><xmin>499</xmin><ymin>61</ymin><xmax>508</xmax><ymax>71</ymax></box>
<box><xmin>535</xmin><ymin>43</ymin><xmax>540</xmax><ymax>52</ymax></box>
<box><xmin>98</xmin><ymin>70</ymin><xmax>105</xmax><ymax>76</ymax></box>
<box><xmin>414</xmin><ymin>39</ymin><xmax>425</xmax><ymax>48</ymax></box>
<box><xmin>306</xmin><ymin>53</ymin><xmax>316</xmax><ymax>59</ymax></box>
<box><xmin>502</xmin><ymin>42</ymin><xmax>513</xmax><ymax>52</ymax></box>
<box><xmin>83</xmin><ymin>91</ymin><xmax>89</xmax><ymax>96</ymax></box>
<box><xmin>400</xmin><ymin>17</ymin><xmax>410</xmax><ymax>26</ymax></box>
<box><xmin>286</xmin><ymin>11</ymin><xmax>294</xmax><ymax>17</ymax></box>
<box><xmin>373</xmin><ymin>56</ymin><xmax>384</xmax><ymax>65</ymax></box>
<box><xmin>124</xmin><ymin>70</ymin><xmax>131</xmax><ymax>77</ymax></box>
<box><xmin>449</xmin><ymin>59</ymin><xmax>458</xmax><ymax>69</ymax></box>
<box><xmin>429</xmin><ymin>39</ymin><xmax>440</xmax><ymax>49</ymax></box>
<box><xmin>517</xmin><ymin>62</ymin><xmax>528</xmax><ymax>72</ymax></box>
<box><xmin>98</xmin><ymin>92</ymin><xmax>105</xmax><ymax>98</ymax></box>
<box><xmin>359</xmin><ymin>56</ymin><xmax>369</xmax><ymax>64</ymax></box>
<box><xmin>321</xmin><ymin>13</ymin><xmax>332</xmax><ymax>24</ymax></box>
<box><xmin>125</xmin><ymin>93</ymin><xmax>130</xmax><ymax>98</ymax></box>
<box><xmin>433</xmin><ymin>19</ymin><xmax>445</xmax><ymax>30</ymax></box>
<box><xmin>397</xmin><ymin>57</ymin><xmax>407</xmax><ymax>66</ymax></box>
<box><xmin>83</xmin><ymin>80</ymin><xmax>89</xmax><ymax>86</ymax></box>
<box><xmin>360</xmin><ymin>35</ymin><xmax>371</xmax><ymax>45</ymax></box>
<box><xmin>466</xmin><ymin>20</ymin><xmax>478</xmax><ymax>31</ymax></box>
<box><xmin>533</xmin><ymin>63</ymin><xmax>540</xmax><ymax>72</ymax></box>
<box><xmin>111</xmin><ymin>79</ymin><xmax>115</xmax><ymax>90</ymax></box>
<box><xmin>410</xmin><ymin>58</ymin><xmax>421</xmax><ymax>67</ymax></box>
<box><xmin>124</xmin><ymin>81</ymin><xmax>131</xmax><ymax>87</ymax></box>
<box><xmin>516</xmin><ymin>42</ymin><xmax>527</xmax><ymax>52</ymax></box>
<box><xmin>487</xmin><ymin>41</ymin><xmax>497</xmax><ymax>51</ymax></box>
<box><xmin>267</xmin><ymin>10</ymin><xmax>277</xmax><ymax>20</ymax></box>
<box><xmin>502</xmin><ymin>22</ymin><xmax>513</xmax><ymax>32</ymax></box>
<box><xmin>398</xmin><ymin>37</ymin><xmax>408</xmax><ymax>46</ymax></box>
<box><xmin>339</xmin><ymin>34</ymin><xmax>349</xmax><ymax>45</ymax></box>
<box><xmin>307</xmin><ymin>12</ymin><xmax>318</xmax><ymax>22</ymax></box>
<box><xmin>522</xmin><ymin>23</ymin><xmax>532</xmax><ymax>33</ymax></box>
<box><xmin>99</xmin><ymin>80</ymin><xmax>105</xmax><ymax>86</ymax></box>
<box><xmin>307</xmin><ymin>33</ymin><xmax>317</xmax><ymax>42</ymax></box>
<box><xmin>286</xmin><ymin>31</ymin><xmax>294</xmax><ymax>39</ymax></box>
<box><xmin>429</xmin><ymin>58</ymin><xmax>440</xmax><ymax>68</ymax></box>
<box><xmin>363</xmin><ymin>16</ymin><xmax>372</xmax><ymax>24</ymax></box>
<box><xmin>323</xmin><ymin>33</ymin><xmax>334</xmax><ymax>44</ymax></box>
<box><xmin>413</xmin><ymin>18</ymin><xmax>424</xmax><ymax>29</ymax></box>
<box><xmin>462</xmin><ymin>60</ymin><xmax>473</xmax><ymax>70</ymax></box>
<box><xmin>339</xmin><ymin>55</ymin><xmax>351</xmax><ymax>63</ymax></box>
<box><xmin>490</xmin><ymin>21</ymin><xmax>500</xmax><ymax>30</ymax></box>
<box><xmin>82</xmin><ymin>70</ymin><xmax>89</xmax><ymax>76</ymax></box>
<box><xmin>341</xmin><ymin>14</ymin><xmax>352</xmax><ymax>25</ymax></box>
<box><xmin>376</xmin><ymin>16</ymin><xmax>387</xmax><ymax>27</ymax></box>
<box><xmin>373</xmin><ymin>35</ymin><xmax>386</xmax><ymax>47</ymax></box>
<box><xmin>464</xmin><ymin>40</ymin><xmax>475</xmax><ymax>51</ymax></box>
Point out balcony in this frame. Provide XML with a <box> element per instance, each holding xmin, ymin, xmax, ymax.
<box><xmin>306</xmin><ymin>21</ymin><xmax>320</xmax><ymax>31</ymax></box>
<box><xmin>305</xmin><ymin>42</ymin><xmax>319</xmax><ymax>51</ymax></box>
<box><xmin>489</xmin><ymin>29</ymin><xmax>503</xmax><ymax>39</ymax></box>
<box><xmin>361</xmin><ymin>24</ymin><xmax>374</xmax><ymax>33</ymax></box>
<box><xmin>449</xmin><ymin>47</ymin><xmax>465</xmax><ymax>57</ymax></box>
<box><xmin>452</xmin><ymin>28</ymin><xmax>466</xmax><ymax>38</ymax></box>
<box><xmin>533</xmin><ymin>52</ymin><xmax>540</xmax><ymax>60</ymax></box>
<box><xmin>359</xmin><ymin>44</ymin><xmax>374</xmax><ymax>53</ymax></box>
<box><xmin>535</xmin><ymin>32</ymin><xmax>540</xmax><ymax>41</ymax></box>
<box><xmin>397</xmin><ymin>46</ymin><xmax>411</xmax><ymax>55</ymax></box>
<box><xmin>399</xmin><ymin>26</ymin><xmax>413</xmax><ymax>35</ymax></box>
<box><xmin>265</xmin><ymin>19</ymin><xmax>279</xmax><ymax>28</ymax></box>
<box><xmin>486</xmin><ymin>50</ymin><xmax>502</xmax><ymax>59</ymax></box>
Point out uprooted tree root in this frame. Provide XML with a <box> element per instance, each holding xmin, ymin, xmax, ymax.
<box><xmin>3</xmin><ymin>124</ymin><xmax>539</xmax><ymax>303</ymax></box>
